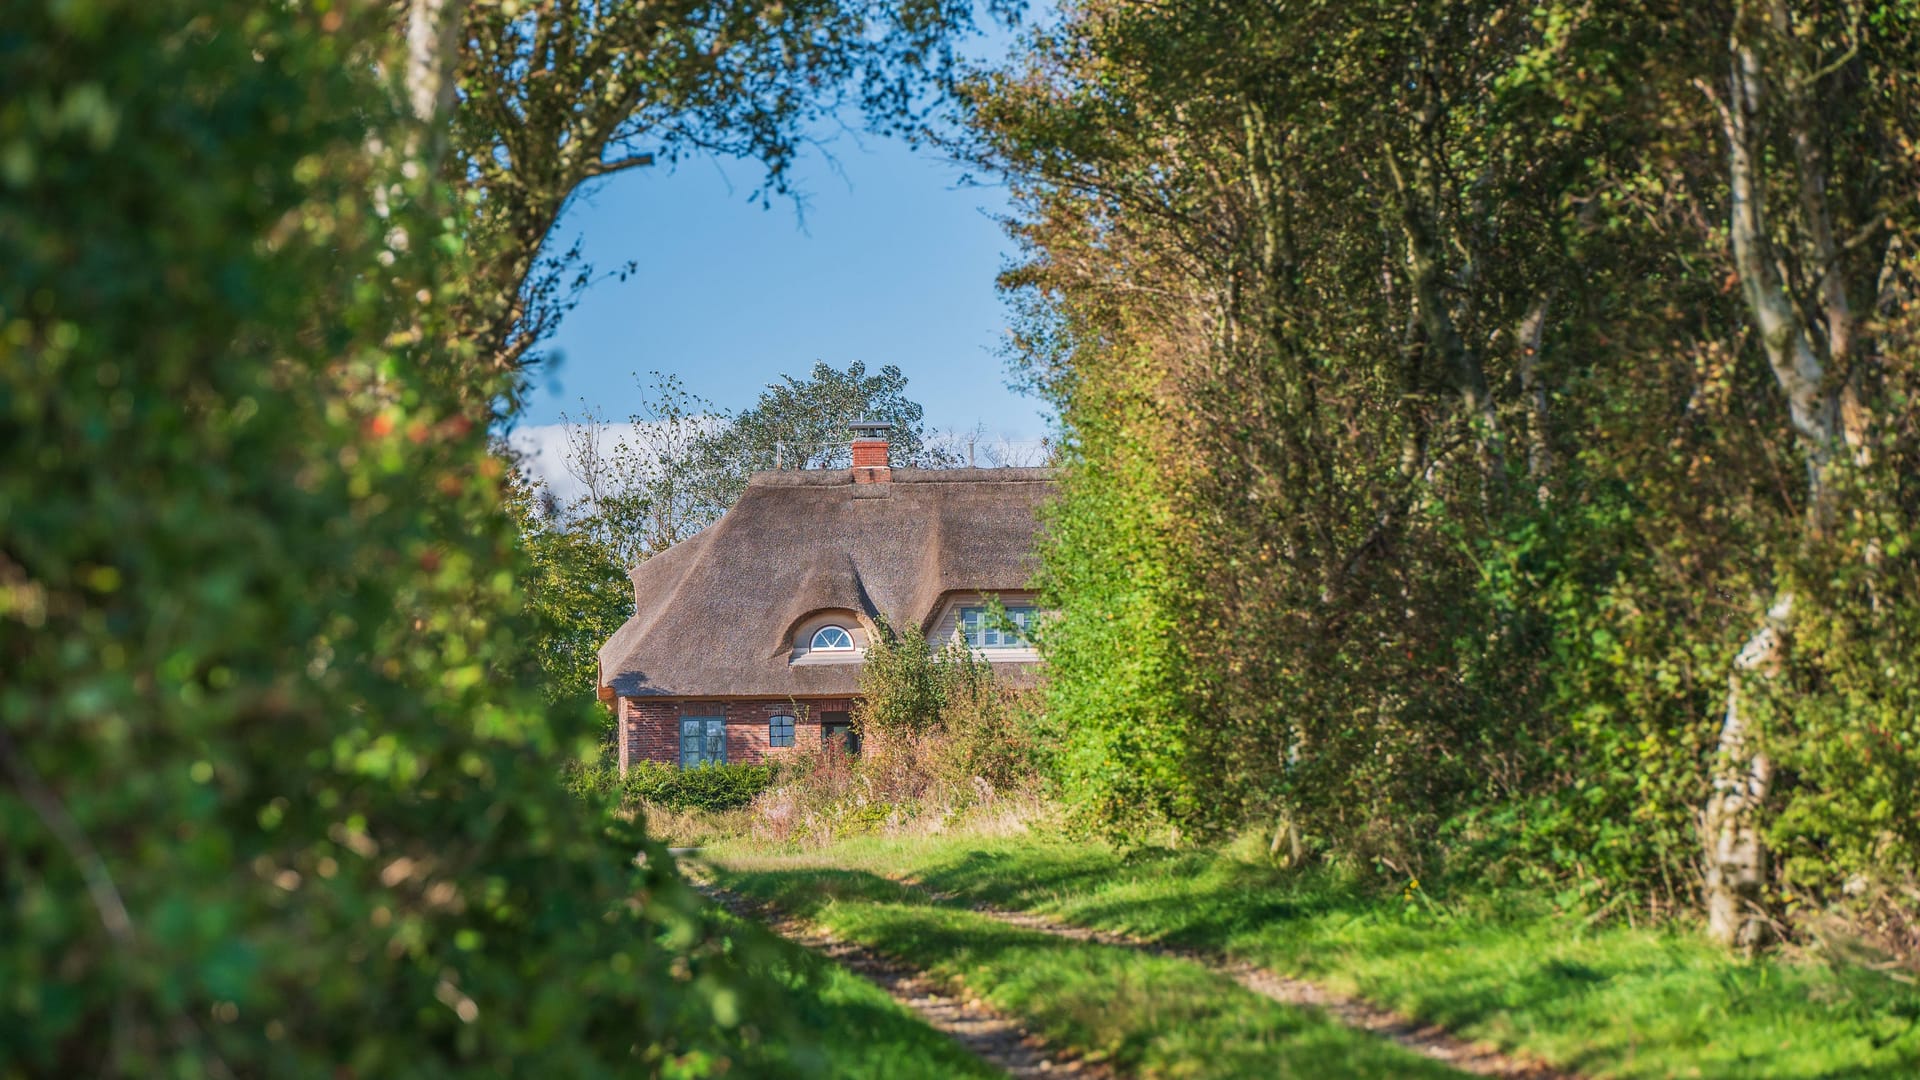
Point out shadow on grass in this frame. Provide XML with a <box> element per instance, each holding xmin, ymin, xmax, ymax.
<box><xmin>719</xmin><ymin>846</ymin><xmax>1920</xmax><ymax>1080</ymax></box>
<box><xmin>711</xmin><ymin>906</ymin><xmax>1003</xmax><ymax>1079</ymax></box>
<box><xmin>713</xmin><ymin>864</ymin><xmax>1464</xmax><ymax>1080</ymax></box>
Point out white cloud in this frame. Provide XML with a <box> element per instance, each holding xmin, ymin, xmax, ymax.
<box><xmin>502</xmin><ymin>420</ymin><xmax>693</xmax><ymax>510</ymax></box>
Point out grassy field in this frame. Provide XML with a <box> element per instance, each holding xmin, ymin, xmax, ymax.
<box><xmin>706</xmin><ymin>831</ymin><xmax>1920</xmax><ymax>1079</ymax></box>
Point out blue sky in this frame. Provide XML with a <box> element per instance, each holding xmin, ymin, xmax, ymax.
<box><xmin>513</xmin><ymin>98</ymin><xmax>1051</xmax><ymax>446</ymax></box>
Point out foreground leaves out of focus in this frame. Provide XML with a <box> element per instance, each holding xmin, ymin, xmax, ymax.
<box><xmin>0</xmin><ymin>2</ymin><xmax>854</xmax><ymax>1074</ymax></box>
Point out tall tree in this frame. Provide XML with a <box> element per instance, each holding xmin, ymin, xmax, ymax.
<box><xmin>687</xmin><ymin>360</ymin><xmax>959</xmax><ymax>513</ymax></box>
<box><xmin>547</xmin><ymin>361</ymin><xmax>951</xmax><ymax>578</ymax></box>
<box><xmin>504</xmin><ymin>469</ymin><xmax>634</xmax><ymax>712</ymax></box>
<box><xmin>1693</xmin><ymin>0</ymin><xmax>1919</xmax><ymax>949</ymax></box>
<box><xmin>556</xmin><ymin>372</ymin><xmax>719</xmax><ymax>568</ymax></box>
<box><xmin>968</xmin><ymin>0</ymin><xmax>1920</xmax><ymax>947</ymax></box>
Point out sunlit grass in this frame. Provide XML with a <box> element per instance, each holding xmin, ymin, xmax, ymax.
<box><xmin>710</xmin><ymin>834</ymin><xmax>1920</xmax><ymax>1079</ymax></box>
<box><xmin>709</xmin><ymin>863</ymin><xmax>1464</xmax><ymax>1078</ymax></box>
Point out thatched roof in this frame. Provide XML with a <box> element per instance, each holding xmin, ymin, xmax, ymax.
<box><xmin>597</xmin><ymin>467</ymin><xmax>1057</xmax><ymax>698</ymax></box>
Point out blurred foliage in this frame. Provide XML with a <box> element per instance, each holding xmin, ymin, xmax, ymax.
<box><xmin>0</xmin><ymin>1</ymin><xmax>833</xmax><ymax>1073</ymax></box>
<box><xmin>967</xmin><ymin>0</ymin><xmax>1920</xmax><ymax>942</ymax></box>
<box><xmin>502</xmin><ymin>467</ymin><xmax>632</xmax><ymax>717</ymax></box>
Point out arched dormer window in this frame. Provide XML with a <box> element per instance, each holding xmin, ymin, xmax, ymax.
<box><xmin>790</xmin><ymin>611</ymin><xmax>865</xmax><ymax>664</ymax></box>
<box><xmin>810</xmin><ymin>625</ymin><xmax>855</xmax><ymax>652</ymax></box>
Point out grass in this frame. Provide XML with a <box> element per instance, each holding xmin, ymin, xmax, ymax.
<box><xmin>709</xmin><ymin>905</ymin><xmax>1002</xmax><ymax>1078</ymax></box>
<box><xmin>704</xmin><ymin>861</ymin><xmax>1465</xmax><ymax>1078</ymax></box>
<box><xmin>707</xmin><ymin>832</ymin><xmax>1920</xmax><ymax>1079</ymax></box>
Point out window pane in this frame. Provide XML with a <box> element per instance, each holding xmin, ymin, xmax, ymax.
<box><xmin>960</xmin><ymin>604</ymin><xmax>1035</xmax><ymax>648</ymax></box>
<box><xmin>680</xmin><ymin>716</ymin><xmax>724</xmax><ymax>767</ymax></box>
<box><xmin>811</xmin><ymin>625</ymin><xmax>853</xmax><ymax>650</ymax></box>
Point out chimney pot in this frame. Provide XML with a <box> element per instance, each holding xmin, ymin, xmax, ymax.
<box><xmin>850</xmin><ymin>420</ymin><xmax>892</xmax><ymax>484</ymax></box>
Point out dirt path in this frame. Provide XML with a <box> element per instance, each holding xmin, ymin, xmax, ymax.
<box><xmin>890</xmin><ymin>873</ymin><xmax>1574</xmax><ymax>1080</ymax></box>
<box><xmin>698</xmin><ymin>880</ymin><xmax>1111</xmax><ymax>1079</ymax></box>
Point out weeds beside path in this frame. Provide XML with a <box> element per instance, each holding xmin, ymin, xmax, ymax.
<box><xmin>707</xmin><ymin>833</ymin><xmax>1920</xmax><ymax>1079</ymax></box>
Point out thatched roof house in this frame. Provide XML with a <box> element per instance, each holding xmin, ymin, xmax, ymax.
<box><xmin>596</xmin><ymin>428</ymin><xmax>1056</xmax><ymax>771</ymax></box>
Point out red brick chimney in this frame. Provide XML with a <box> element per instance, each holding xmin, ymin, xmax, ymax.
<box><xmin>850</xmin><ymin>420</ymin><xmax>892</xmax><ymax>484</ymax></box>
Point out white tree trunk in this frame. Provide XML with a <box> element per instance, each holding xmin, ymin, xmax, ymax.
<box><xmin>1516</xmin><ymin>293</ymin><xmax>1553</xmax><ymax>490</ymax></box>
<box><xmin>405</xmin><ymin>0</ymin><xmax>466</xmax><ymax>130</ymax></box>
<box><xmin>1701</xmin><ymin>594</ymin><xmax>1790</xmax><ymax>948</ymax></box>
<box><xmin>1697</xmin><ymin>7</ymin><xmax>1852</xmax><ymax>949</ymax></box>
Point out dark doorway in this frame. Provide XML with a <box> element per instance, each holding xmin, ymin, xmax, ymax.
<box><xmin>820</xmin><ymin>710</ymin><xmax>859</xmax><ymax>754</ymax></box>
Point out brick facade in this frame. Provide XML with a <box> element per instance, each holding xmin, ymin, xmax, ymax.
<box><xmin>618</xmin><ymin>696</ymin><xmax>857</xmax><ymax>771</ymax></box>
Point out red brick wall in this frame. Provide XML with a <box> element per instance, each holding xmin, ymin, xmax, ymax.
<box><xmin>620</xmin><ymin>697</ymin><xmax>857</xmax><ymax>771</ymax></box>
<box><xmin>618</xmin><ymin>698</ymin><xmax>679</xmax><ymax>771</ymax></box>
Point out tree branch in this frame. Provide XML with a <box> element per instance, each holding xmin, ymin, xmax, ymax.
<box><xmin>583</xmin><ymin>153</ymin><xmax>656</xmax><ymax>178</ymax></box>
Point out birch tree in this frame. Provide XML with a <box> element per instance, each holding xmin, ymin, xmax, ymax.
<box><xmin>1695</xmin><ymin>0</ymin><xmax>1911</xmax><ymax>948</ymax></box>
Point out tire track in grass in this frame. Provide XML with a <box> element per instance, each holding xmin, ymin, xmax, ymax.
<box><xmin>888</xmin><ymin>874</ymin><xmax>1574</xmax><ymax>1080</ymax></box>
<box><xmin>697</xmin><ymin>879</ymin><xmax>1111</xmax><ymax>1079</ymax></box>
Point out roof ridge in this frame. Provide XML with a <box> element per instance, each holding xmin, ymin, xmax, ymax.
<box><xmin>748</xmin><ymin>465</ymin><xmax>1057</xmax><ymax>488</ymax></box>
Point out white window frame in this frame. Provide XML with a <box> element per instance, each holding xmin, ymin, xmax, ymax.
<box><xmin>810</xmin><ymin>624</ymin><xmax>855</xmax><ymax>652</ymax></box>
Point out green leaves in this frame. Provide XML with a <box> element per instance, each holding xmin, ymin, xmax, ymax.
<box><xmin>0</xmin><ymin>2</ymin><xmax>802</xmax><ymax>1072</ymax></box>
<box><xmin>971</xmin><ymin>0</ymin><xmax>1920</xmax><ymax>933</ymax></box>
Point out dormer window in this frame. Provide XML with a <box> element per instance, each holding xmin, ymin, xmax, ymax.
<box><xmin>960</xmin><ymin>605</ymin><xmax>1037</xmax><ymax>649</ymax></box>
<box><xmin>810</xmin><ymin>625</ymin><xmax>855</xmax><ymax>651</ymax></box>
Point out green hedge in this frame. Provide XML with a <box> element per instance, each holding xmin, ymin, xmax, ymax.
<box><xmin>628</xmin><ymin>761</ymin><xmax>779</xmax><ymax>812</ymax></box>
<box><xmin>570</xmin><ymin>760</ymin><xmax>780</xmax><ymax>813</ymax></box>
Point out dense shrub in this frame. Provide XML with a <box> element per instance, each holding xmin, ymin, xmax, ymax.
<box><xmin>570</xmin><ymin>760</ymin><xmax>780</xmax><ymax>813</ymax></box>
<box><xmin>971</xmin><ymin>0</ymin><xmax>1920</xmax><ymax>945</ymax></box>
<box><xmin>0</xmin><ymin>5</ymin><xmax>795</xmax><ymax>1073</ymax></box>
<box><xmin>631</xmin><ymin>762</ymin><xmax>779</xmax><ymax>812</ymax></box>
<box><xmin>856</xmin><ymin>619</ymin><xmax>1048</xmax><ymax>791</ymax></box>
<box><xmin>728</xmin><ymin>624</ymin><xmax>1052</xmax><ymax>848</ymax></box>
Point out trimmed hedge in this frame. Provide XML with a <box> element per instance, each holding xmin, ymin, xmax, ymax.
<box><xmin>569</xmin><ymin>759</ymin><xmax>780</xmax><ymax>812</ymax></box>
<box><xmin>629</xmin><ymin>761</ymin><xmax>779</xmax><ymax>812</ymax></box>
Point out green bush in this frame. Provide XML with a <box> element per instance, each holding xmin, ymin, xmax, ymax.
<box><xmin>0</xmin><ymin>5</ymin><xmax>794</xmax><ymax>1073</ymax></box>
<box><xmin>567</xmin><ymin>759</ymin><xmax>780</xmax><ymax>813</ymax></box>
<box><xmin>627</xmin><ymin>762</ymin><xmax>780</xmax><ymax>813</ymax></box>
<box><xmin>856</xmin><ymin>619</ymin><xmax>1048</xmax><ymax>790</ymax></box>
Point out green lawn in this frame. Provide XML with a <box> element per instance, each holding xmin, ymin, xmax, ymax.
<box><xmin>706</xmin><ymin>833</ymin><xmax>1920</xmax><ymax>1079</ymax></box>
